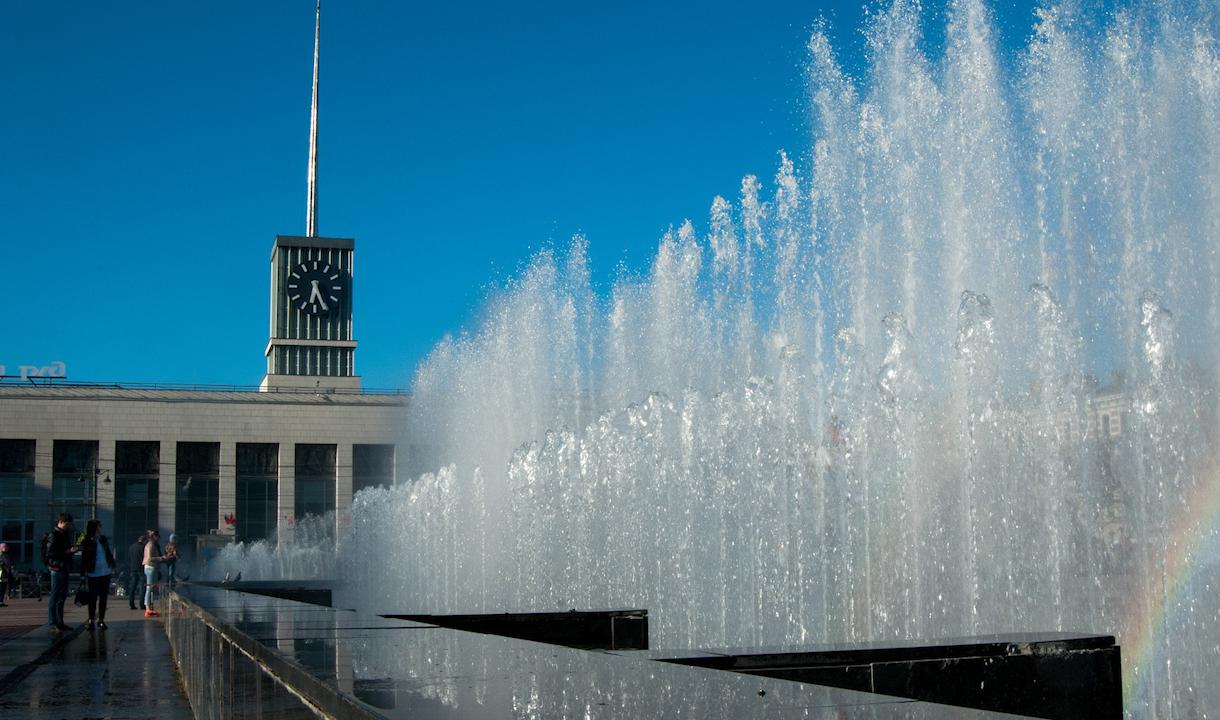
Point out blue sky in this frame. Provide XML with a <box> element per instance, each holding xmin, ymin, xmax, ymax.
<box><xmin>1</xmin><ymin>1</ymin><xmax>1045</xmax><ymax>389</ymax></box>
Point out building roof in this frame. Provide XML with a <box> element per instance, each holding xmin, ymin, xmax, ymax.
<box><xmin>0</xmin><ymin>381</ymin><xmax>407</xmax><ymax>407</ymax></box>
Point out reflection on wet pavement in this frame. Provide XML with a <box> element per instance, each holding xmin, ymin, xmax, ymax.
<box><xmin>0</xmin><ymin>609</ymin><xmax>193</xmax><ymax>720</ymax></box>
<box><xmin>168</xmin><ymin>583</ymin><xmax>1024</xmax><ymax>719</ymax></box>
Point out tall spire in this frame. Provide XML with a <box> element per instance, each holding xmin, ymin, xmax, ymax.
<box><xmin>306</xmin><ymin>0</ymin><xmax>320</xmax><ymax>237</ymax></box>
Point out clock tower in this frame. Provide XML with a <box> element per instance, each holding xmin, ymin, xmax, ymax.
<box><xmin>261</xmin><ymin>1</ymin><xmax>360</xmax><ymax>391</ymax></box>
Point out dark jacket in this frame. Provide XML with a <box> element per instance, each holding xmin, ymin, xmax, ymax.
<box><xmin>46</xmin><ymin>526</ymin><xmax>72</xmax><ymax>571</ymax></box>
<box><xmin>82</xmin><ymin>535</ymin><xmax>117</xmax><ymax>575</ymax></box>
<box><xmin>128</xmin><ymin>541</ymin><xmax>146</xmax><ymax>572</ymax></box>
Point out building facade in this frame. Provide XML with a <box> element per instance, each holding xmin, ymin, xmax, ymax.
<box><xmin>0</xmin><ymin>384</ymin><xmax>406</xmax><ymax>570</ymax></box>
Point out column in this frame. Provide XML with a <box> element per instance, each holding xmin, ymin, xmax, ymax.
<box><xmin>218</xmin><ymin>442</ymin><xmax>237</xmax><ymax>537</ymax></box>
<box><xmin>159</xmin><ymin>439</ymin><xmax>177</xmax><ymax>538</ymax></box>
<box><xmin>33</xmin><ymin>435</ymin><xmax>54</xmax><ymax>527</ymax></box>
<box><xmin>335</xmin><ymin>443</ymin><xmax>353</xmax><ymax>537</ymax></box>
<box><xmin>96</xmin><ymin>438</ymin><xmax>116</xmax><ymax>531</ymax></box>
<box><xmin>276</xmin><ymin>443</ymin><xmax>295</xmax><ymax>546</ymax></box>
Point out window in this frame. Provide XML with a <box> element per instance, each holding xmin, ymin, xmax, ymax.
<box><xmin>353</xmin><ymin>444</ymin><xmax>394</xmax><ymax>494</ymax></box>
<box><xmin>0</xmin><ymin>440</ymin><xmax>35</xmax><ymax>473</ymax></box>
<box><xmin>52</xmin><ymin>440</ymin><xmax>97</xmax><ymax>522</ymax></box>
<box><xmin>237</xmin><ymin>443</ymin><xmax>278</xmax><ymax>543</ymax></box>
<box><xmin>0</xmin><ymin>440</ymin><xmax>35</xmax><ymax>568</ymax></box>
<box><xmin>114</xmin><ymin>441</ymin><xmax>159</xmax><ymax>550</ymax></box>
<box><xmin>295</xmin><ymin>444</ymin><xmax>335</xmax><ymax>520</ymax></box>
<box><xmin>175</xmin><ymin>442</ymin><xmax>219</xmax><ymax>555</ymax></box>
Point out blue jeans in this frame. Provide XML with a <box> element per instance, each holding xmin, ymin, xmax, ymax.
<box><xmin>48</xmin><ymin>569</ymin><xmax>69</xmax><ymax>626</ymax></box>
<box><xmin>144</xmin><ymin>566</ymin><xmax>156</xmax><ymax>609</ymax></box>
<box><xmin>126</xmin><ymin>568</ymin><xmax>146</xmax><ymax>608</ymax></box>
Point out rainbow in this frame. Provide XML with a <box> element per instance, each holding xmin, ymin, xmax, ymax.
<box><xmin>1120</xmin><ymin>452</ymin><xmax>1220</xmax><ymax>711</ymax></box>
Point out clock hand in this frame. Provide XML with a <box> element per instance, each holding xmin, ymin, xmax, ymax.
<box><xmin>309</xmin><ymin>280</ymin><xmax>329</xmax><ymax>311</ymax></box>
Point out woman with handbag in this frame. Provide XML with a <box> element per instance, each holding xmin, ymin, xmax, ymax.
<box><xmin>81</xmin><ymin>519</ymin><xmax>117</xmax><ymax>630</ymax></box>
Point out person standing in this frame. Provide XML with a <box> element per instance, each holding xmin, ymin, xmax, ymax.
<box><xmin>142</xmin><ymin>529</ymin><xmax>166</xmax><ymax>617</ymax></box>
<box><xmin>81</xmin><ymin>519</ymin><xmax>117</xmax><ymax>630</ymax></box>
<box><xmin>0</xmin><ymin>542</ymin><xmax>12</xmax><ymax>606</ymax></box>
<box><xmin>127</xmin><ymin>535</ymin><xmax>147</xmax><ymax>610</ymax></box>
<box><xmin>46</xmin><ymin>513</ymin><xmax>78</xmax><ymax>631</ymax></box>
<box><xmin>163</xmin><ymin>533</ymin><xmax>179</xmax><ymax>586</ymax></box>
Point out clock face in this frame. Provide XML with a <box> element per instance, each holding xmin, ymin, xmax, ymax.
<box><xmin>287</xmin><ymin>260</ymin><xmax>344</xmax><ymax>316</ymax></box>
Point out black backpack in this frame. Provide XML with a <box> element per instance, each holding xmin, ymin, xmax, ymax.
<box><xmin>40</xmin><ymin>532</ymin><xmax>50</xmax><ymax>567</ymax></box>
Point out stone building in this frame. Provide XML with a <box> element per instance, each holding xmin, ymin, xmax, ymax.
<box><xmin>0</xmin><ymin>384</ymin><xmax>405</xmax><ymax>570</ymax></box>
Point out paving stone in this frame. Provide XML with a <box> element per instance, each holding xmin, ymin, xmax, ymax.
<box><xmin>0</xmin><ymin>600</ymin><xmax>194</xmax><ymax>719</ymax></box>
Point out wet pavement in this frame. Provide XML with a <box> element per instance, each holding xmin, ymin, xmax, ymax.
<box><xmin>0</xmin><ymin>597</ymin><xmax>194</xmax><ymax>719</ymax></box>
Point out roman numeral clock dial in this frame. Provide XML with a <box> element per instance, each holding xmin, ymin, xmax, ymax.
<box><xmin>286</xmin><ymin>261</ymin><xmax>344</xmax><ymax>316</ymax></box>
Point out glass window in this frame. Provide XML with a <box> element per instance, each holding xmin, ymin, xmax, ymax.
<box><xmin>51</xmin><ymin>477</ymin><xmax>91</xmax><ymax>529</ymax></box>
<box><xmin>52</xmin><ymin>439</ymin><xmax>97</xmax><ymax>518</ymax></box>
<box><xmin>53</xmin><ymin>440</ymin><xmax>96</xmax><ymax>476</ymax></box>
<box><xmin>0</xmin><ymin>439</ymin><xmax>35</xmax><ymax>473</ymax></box>
<box><xmin>175</xmin><ymin>442</ymin><xmax>219</xmax><ymax>558</ymax></box>
<box><xmin>116</xmin><ymin>440</ymin><xmax>159</xmax><ymax>475</ymax></box>
<box><xmin>237</xmin><ymin>443</ymin><xmax>278</xmax><ymax>543</ymax></box>
<box><xmin>295</xmin><ymin>444</ymin><xmax>335</xmax><ymax>520</ymax></box>
<box><xmin>115</xmin><ymin>441</ymin><xmax>159</xmax><ymax>550</ymax></box>
<box><xmin>353</xmin><ymin>444</ymin><xmax>395</xmax><ymax>493</ymax></box>
<box><xmin>52</xmin><ymin>439</ymin><xmax>97</xmax><ymax>523</ymax></box>
<box><xmin>177</xmin><ymin>442</ymin><xmax>218</xmax><ymax>476</ymax></box>
<box><xmin>0</xmin><ymin>441</ymin><xmax>35</xmax><ymax>568</ymax></box>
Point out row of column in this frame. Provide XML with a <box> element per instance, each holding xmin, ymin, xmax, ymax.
<box><xmin>28</xmin><ymin>436</ymin><xmax>354</xmax><ymax>547</ymax></box>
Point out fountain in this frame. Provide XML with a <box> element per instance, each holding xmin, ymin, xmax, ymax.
<box><xmin>330</xmin><ymin>1</ymin><xmax>1219</xmax><ymax>717</ymax></box>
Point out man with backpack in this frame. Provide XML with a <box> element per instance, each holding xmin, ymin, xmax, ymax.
<box><xmin>45</xmin><ymin>513</ymin><xmax>78</xmax><ymax>631</ymax></box>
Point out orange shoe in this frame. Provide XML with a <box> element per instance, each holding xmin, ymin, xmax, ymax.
<box><xmin>145</xmin><ymin>609</ymin><xmax>159</xmax><ymax>617</ymax></box>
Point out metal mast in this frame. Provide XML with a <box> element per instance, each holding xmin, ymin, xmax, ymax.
<box><xmin>306</xmin><ymin>0</ymin><xmax>320</xmax><ymax>237</ymax></box>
